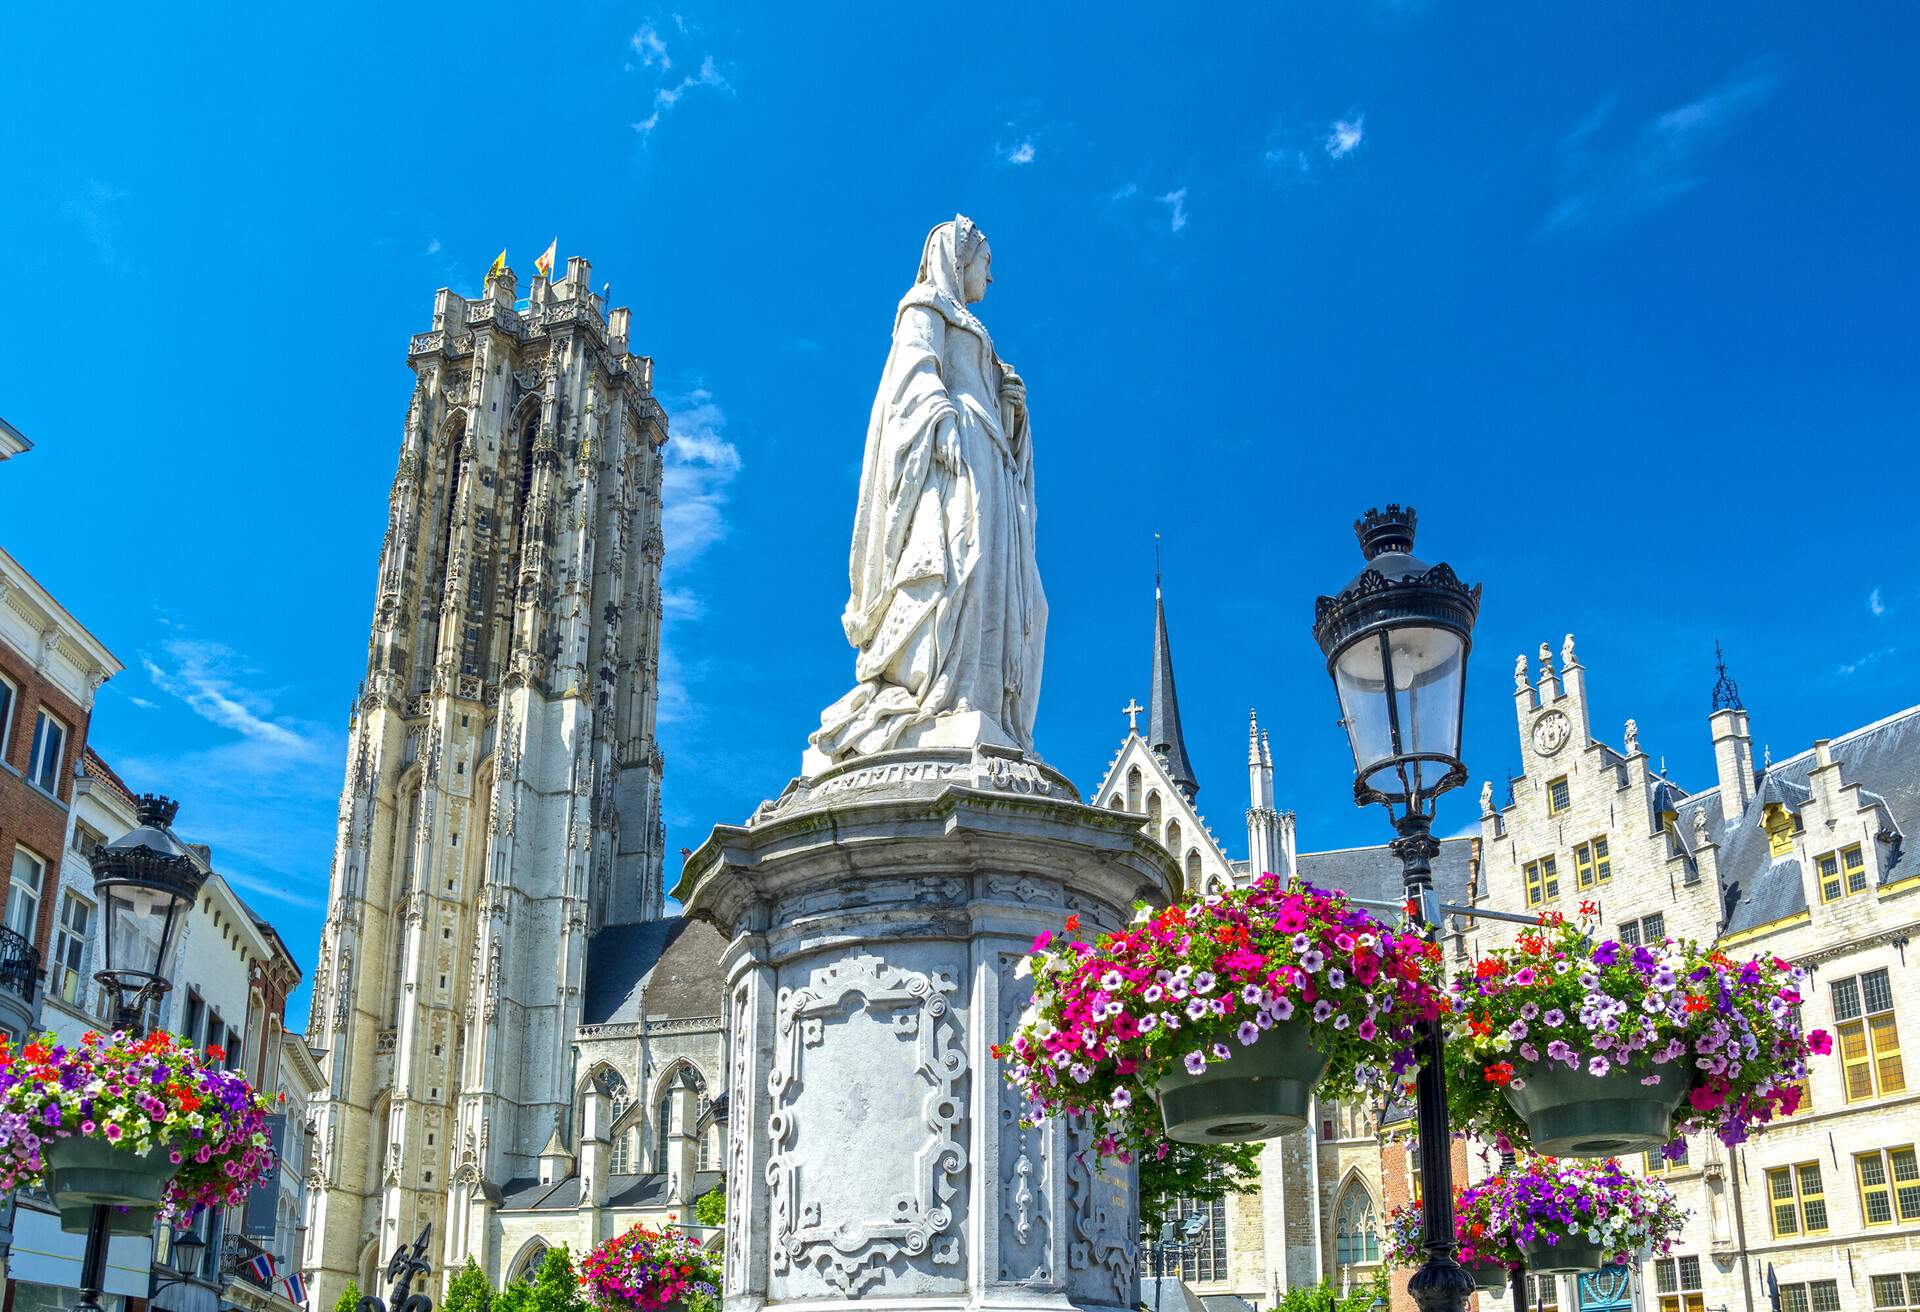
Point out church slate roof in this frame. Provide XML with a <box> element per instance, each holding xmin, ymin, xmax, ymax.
<box><xmin>583</xmin><ymin>916</ymin><xmax>730</xmax><ymax>1026</ymax></box>
<box><xmin>497</xmin><ymin>1169</ymin><xmax>724</xmax><ymax>1211</ymax></box>
<box><xmin>1148</xmin><ymin>588</ymin><xmax>1199</xmax><ymax>801</ymax></box>
<box><xmin>1719</xmin><ymin>706</ymin><xmax>1918</xmax><ymax>935</ymax></box>
<box><xmin>1294</xmin><ymin>834</ymin><xmax>1476</xmax><ymax>908</ymax></box>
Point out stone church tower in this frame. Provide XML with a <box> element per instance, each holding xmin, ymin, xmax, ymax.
<box><xmin>304</xmin><ymin>258</ymin><xmax>669</xmax><ymax>1301</ymax></box>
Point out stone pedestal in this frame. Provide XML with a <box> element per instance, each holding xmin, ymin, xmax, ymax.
<box><xmin>675</xmin><ymin>745</ymin><xmax>1177</xmax><ymax>1312</ymax></box>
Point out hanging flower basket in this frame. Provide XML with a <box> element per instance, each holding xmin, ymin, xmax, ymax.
<box><xmin>581</xmin><ymin>1223</ymin><xmax>721</xmax><ymax>1312</ymax></box>
<box><xmin>1388</xmin><ymin>1180</ymin><xmax>1522</xmax><ymax>1288</ymax></box>
<box><xmin>0</xmin><ymin>1030</ymin><xmax>274</xmax><ymax>1232</ymax></box>
<box><xmin>997</xmin><ymin>878</ymin><xmax>1447</xmax><ymax>1155</ymax></box>
<box><xmin>1492</xmin><ymin>1157</ymin><xmax>1681</xmax><ymax>1274</ymax></box>
<box><xmin>1445</xmin><ymin>913</ymin><xmax>1829</xmax><ymax>1156</ymax></box>
<box><xmin>59</xmin><ymin>1203</ymin><xmax>158</xmax><ymax>1236</ymax></box>
<box><xmin>1392</xmin><ymin>1157</ymin><xmax>1680</xmax><ymax>1281</ymax></box>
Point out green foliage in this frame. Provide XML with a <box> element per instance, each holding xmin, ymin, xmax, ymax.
<box><xmin>333</xmin><ymin>1281</ymin><xmax>362</xmax><ymax>1312</ymax></box>
<box><xmin>494</xmin><ymin>1282</ymin><xmax>529</xmax><ymax>1312</ymax></box>
<box><xmin>523</xmin><ymin>1248</ymin><xmax>587</xmax><ymax>1312</ymax></box>
<box><xmin>1137</xmin><ymin>1140</ymin><xmax>1262</xmax><ymax>1231</ymax></box>
<box><xmin>443</xmin><ymin>1259</ymin><xmax>493</xmax><ymax>1312</ymax></box>
<box><xmin>694</xmin><ymin>1183</ymin><xmax>726</xmax><ymax>1228</ymax></box>
<box><xmin>1273</xmin><ymin>1272</ymin><xmax>1387</xmax><ymax>1312</ymax></box>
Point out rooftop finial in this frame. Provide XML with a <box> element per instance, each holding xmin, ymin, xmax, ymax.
<box><xmin>136</xmin><ymin>793</ymin><xmax>180</xmax><ymax>829</ymax></box>
<box><xmin>1354</xmin><ymin>504</ymin><xmax>1417</xmax><ymax>560</ymax></box>
<box><xmin>1154</xmin><ymin>532</ymin><xmax>1162</xmax><ymax>597</ymax></box>
<box><xmin>1712</xmin><ymin>640</ymin><xmax>1744</xmax><ymax>712</ymax></box>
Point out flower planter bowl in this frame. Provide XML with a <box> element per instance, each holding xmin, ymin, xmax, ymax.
<box><xmin>1520</xmin><ymin>1231</ymin><xmax>1615</xmax><ymax>1275</ymax></box>
<box><xmin>45</xmin><ymin>1138</ymin><xmax>173</xmax><ymax>1233</ymax></box>
<box><xmin>58</xmin><ymin>1203</ymin><xmax>159</xmax><ymax>1236</ymax></box>
<box><xmin>1155</xmin><ymin>1017</ymin><xmax>1328</xmax><ymax>1143</ymax></box>
<box><xmin>1504</xmin><ymin>1058</ymin><xmax>1689</xmax><ymax>1157</ymax></box>
<box><xmin>1465</xmin><ymin>1259</ymin><xmax>1512</xmax><ymax>1293</ymax></box>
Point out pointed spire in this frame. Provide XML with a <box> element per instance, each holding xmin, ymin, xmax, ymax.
<box><xmin>1149</xmin><ymin>565</ymin><xmax>1199</xmax><ymax>800</ymax></box>
<box><xmin>1248</xmin><ymin>709</ymin><xmax>1262</xmax><ymax>766</ymax></box>
<box><xmin>1260</xmin><ymin>729</ymin><xmax>1272</xmax><ymax>770</ymax></box>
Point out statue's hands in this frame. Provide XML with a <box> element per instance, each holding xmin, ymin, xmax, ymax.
<box><xmin>933</xmin><ymin>414</ymin><xmax>963</xmax><ymax>473</ymax></box>
<box><xmin>1001</xmin><ymin>370</ymin><xmax>1027</xmax><ymax>414</ymax></box>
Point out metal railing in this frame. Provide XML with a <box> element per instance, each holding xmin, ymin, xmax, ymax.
<box><xmin>0</xmin><ymin>925</ymin><xmax>41</xmax><ymax>1004</ymax></box>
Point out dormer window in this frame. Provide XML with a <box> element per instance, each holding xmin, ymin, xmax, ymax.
<box><xmin>1764</xmin><ymin>805</ymin><xmax>1796</xmax><ymax>859</ymax></box>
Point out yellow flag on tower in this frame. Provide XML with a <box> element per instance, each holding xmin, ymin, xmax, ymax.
<box><xmin>535</xmin><ymin>239</ymin><xmax>557</xmax><ymax>281</ymax></box>
<box><xmin>485</xmin><ymin>249</ymin><xmax>507</xmax><ymax>286</ymax></box>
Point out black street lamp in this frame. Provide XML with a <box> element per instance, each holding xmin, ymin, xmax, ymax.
<box><xmin>92</xmin><ymin>794</ymin><xmax>206</xmax><ymax>1032</ymax></box>
<box><xmin>73</xmin><ymin>794</ymin><xmax>209</xmax><ymax>1312</ymax></box>
<box><xmin>1314</xmin><ymin>506</ymin><xmax>1481</xmax><ymax>1312</ymax></box>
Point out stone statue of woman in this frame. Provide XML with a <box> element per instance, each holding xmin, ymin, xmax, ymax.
<box><xmin>807</xmin><ymin>216</ymin><xmax>1048</xmax><ymax>770</ymax></box>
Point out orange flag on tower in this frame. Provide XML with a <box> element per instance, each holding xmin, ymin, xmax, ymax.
<box><xmin>535</xmin><ymin>239</ymin><xmax>557</xmax><ymax>281</ymax></box>
<box><xmin>485</xmin><ymin>249</ymin><xmax>506</xmax><ymax>286</ymax></box>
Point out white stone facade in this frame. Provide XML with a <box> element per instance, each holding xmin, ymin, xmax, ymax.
<box><xmin>1469</xmin><ymin>638</ymin><xmax>1920</xmax><ymax>1312</ymax></box>
<box><xmin>303</xmin><ymin>259</ymin><xmax>672</xmax><ymax>1305</ymax></box>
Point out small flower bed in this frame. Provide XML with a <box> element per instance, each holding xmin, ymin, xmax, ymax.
<box><xmin>581</xmin><ymin>1223</ymin><xmax>721</xmax><ymax>1312</ymax></box>
<box><xmin>0</xmin><ymin>1029</ymin><xmax>273</xmax><ymax>1217</ymax></box>
<box><xmin>997</xmin><ymin>877</ymin><xmax>1447</xmax><ymax>1158</ymax></box>
<box><xmin>1446</xmin><ymin>913</ymin><xmax>1828</xmax><ymax>1151</ymax></box>
<box><xmin>1388</xmin><ymin>1157</ymin><xmax>1682</xmax><ymax>1272</ymax></box>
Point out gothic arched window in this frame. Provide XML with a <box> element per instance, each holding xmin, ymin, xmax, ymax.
<box><xmin>1147</xmin><ymin>791</ymin><xmax>1163</xmax><ymax>828</ymax></box>
<box><xmin>596</xmin><ymin>1069</ymin><xmax>632</xmax><ymax>1173</ymax></box>
<box><xmin>1127</xmin><ymin>766</ymin><xmax>1143</xmax><ymax>812</ymax></box>
<box><xmin>655</xmin><ymin>1093</ymin><xmax>672</xmax><ymax>1171</ymax></box>
<box><xmin>1186</xmin><ymin>850</ymin><xmax>1202</xmax><ymax>885</ymax></box>
<box><xmin>1334</xmin><ymin>1182</ymin><xmax>1380</xmax><ymax>1271</ymax></box>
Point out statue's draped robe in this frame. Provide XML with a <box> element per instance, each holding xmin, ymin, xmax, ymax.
<box><xmin>812</xmin><ymin>241</ymin><xmax>1047</xmax><ymax>763</ymax></box>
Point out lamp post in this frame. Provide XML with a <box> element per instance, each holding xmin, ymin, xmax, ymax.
<box><xmin>150</xmin><ymin>1227</ymin><xmax>210</xmax><ymax>1301</ymax></box>
<box><xmin>74</xmin><ymin>794</ymin><xmax>209</xmax><ymax>1312</ymax></box>
<box><xmin>1313</xmin><ymin>506</ymin><xmax>1481</xmax><ymax>1312</ymax></box>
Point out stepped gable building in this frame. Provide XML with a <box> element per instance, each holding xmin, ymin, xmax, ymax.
<box><xmin>1089</xmin><ymin>580</ymin><xmax>1477</xmax><ymax>1307</ymax></box>
<box><xmin>304</xmin><ymin>258</ymin><xmax>688</xmax><ymax>1303</ymax></box>
<box><xmin>1463</xmin><ymin>637</ymin><xmax>1920</xmax><ymax>1312</ymax></box>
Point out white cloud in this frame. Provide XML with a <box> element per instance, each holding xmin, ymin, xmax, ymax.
<box><xmin>129</xmin><ymin>696</ymin><xmax>156</xmax><ymax>710</ymax></box>
<box><xmin>1157</xmin><ymin>187</ymin><xmax>1189</xmax><ymax>232</ymax></box>
<box><xmin>1001</xmin><ymin>138</ymin><xmax>1036</xmax><ymax>165</ymax></box>
<box><xmin>115</xmin><ymin>635</ymin><xmax>343</xmax><ymax>916</ymax></box>
<box><xmin>1838</xmin><ymin>648</ymin><xmax>1894</xmax><ymax>676</ymax></box>
<box><xmin>1325</xmin><ymin>116</ymin><xmax>1365</xmax><ymax>158</ymax></box>
<box><xmin>63</xmin><ymin>180</ymin><xmax>128</xmax><ymax>269</ymax></box>
<box><xmin>1110</xmin><ymin>181</ymin><xmax>1140</xmax><ymax>201</ymax></box>
<box><xmin>630</xmin><ymin>23</ymin><xmax>671</xmax><ymax>71</ymax></box>
<box><xmin>1869</xmin><ymin>587</ymin><xmax>1885</xmax><ymax>617</ymax></box>
<box><xmin>660</xmin><ymin>388</ymin><xmax>744</xmax><ymax>563</ymax></box>
<box><xmin>425</xmin><ymin>237</ymin><xmax>442</xmax><ymax>255</ymax></box>
<box><xmin>1265</xmin><ymin>113</ymin><xmax>1367</xmax><ymax>175</ymax></box>
<box><xmin>633</xmin><ymin>54</ymin><xmax>731</xmax><ymax>135</ymax></box>
<box><xmin>1544</xmin><ymin>57</ymin><xmax>1784</xmax><ymax>234</ymax></box>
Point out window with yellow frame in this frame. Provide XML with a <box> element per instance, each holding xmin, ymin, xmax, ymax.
<box><xmin>1574</xmin><ymin>836</ymin><xmax>1612</xmax><ymax>889</ymax></box>
<box><xmin>1646</xmin><ymin>1137</ymin><xmax>1690</xmax><ymax>1174</ymax></box>
<box><xmin>1834</xmin><ymin>969</ymin><xmax>1905</xmax><ymax>1102</ymax></box>
<box><xmin>1817</xmin><ymin>844</ymin><xmax>1869</xmax><ymax>903</ymax></box>
<box><xmin>1856</xmin><ymin>1146</ymin><xmax>1920</xmax><ymax>1225</ymax></box>
<box><xmin>1655</xmin><ymin>1257</ymin><xmax>1704</xmax><ymax>1312</ymax></box>
<box><xmin>1524</xmin><ymin>855</ymin><xmax>1560</xmax><ymax>907</ymax></box>
<box><xmin>1547</xmin><ymin>776</ymin><xmax>1571</xmax><ymax>815</ymax></box>
<box><xmin>1763</xmin><ymin>804</ymin><xmax>1797</xmax><ymax>858</ymax></box>
<box><xmin>1765</xmin><ymin>1161</ymin><xmax>1829</xmax><ymax>1237</ymax></box>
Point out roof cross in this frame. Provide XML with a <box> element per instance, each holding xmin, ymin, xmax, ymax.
<box><xmin>1122</xmin><ymin>698</ymin><xmax>1144</xmax><ymax>734</ymax></box>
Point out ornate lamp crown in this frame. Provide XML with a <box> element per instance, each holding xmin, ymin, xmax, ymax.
<box><xmin>135</xmin><ymin>793</ymin><xmax>180</xmax><ymax>828</ymax></box>
<box><xmin>1354</xmin><ymin>504</ymin><xmax>1418</xmax><ymax>559</ymax></box>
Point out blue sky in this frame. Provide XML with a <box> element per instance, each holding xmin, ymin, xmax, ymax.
<box><xmin>4</xmin><ymin>4</ymin><xmax>1917</xmax><ymax>1018</ymax></box>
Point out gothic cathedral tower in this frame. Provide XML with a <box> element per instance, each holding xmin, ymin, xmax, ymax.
<box><xmin>304</xmin><ymin>259</ymin><xmax>668</xmax><ymax>1299</ymax></box>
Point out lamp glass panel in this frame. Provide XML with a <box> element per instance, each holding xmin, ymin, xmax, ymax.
<box><xmin>103</xmin><ymin>883</ymin><xmax>176</xmax><ymax>978</ymax></box>
<box><xmin>1332</xmin><ymin>633</ymin><xmax>1395</xmax><ymax>776</ymax></box>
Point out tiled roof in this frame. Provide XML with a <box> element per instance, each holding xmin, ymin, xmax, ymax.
<box><xmin>497</xmin><ymin>1170</ymin><xmax>724</xmax><ymax>1212</ymax></box>
<box><xmin>1719</xmin><ymin>706</ymin><xmax>1918</xmax><ymax>935</ymax></box>
<box><xmin>583</xmin><ymin>916</ymin><xmax>729</xmax><ymax>1025</ymax></box>
<box><xmin>1294</xmin><ymin>834</ymin><xmax>1476</xmax><ymax>908</ymax></box>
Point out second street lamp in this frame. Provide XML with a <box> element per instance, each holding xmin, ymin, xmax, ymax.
<box><xmin>92</xmin><ymin>793</ymin><xmax>206</xmax><ymax>1033</ymax></box>
<box><xmin>1314</xmin><ymin>505</ymin><xmax>1481</xmax><ymax>1312</ymax></box>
